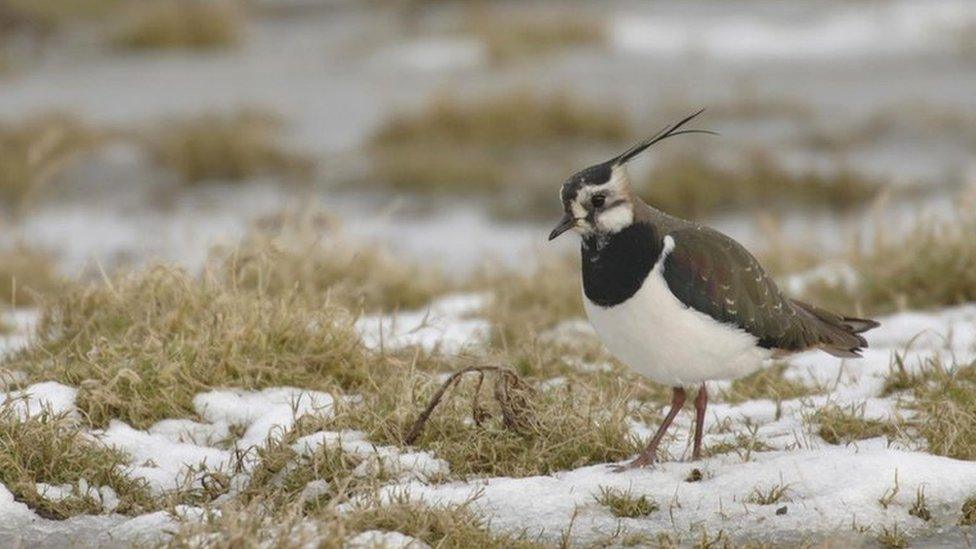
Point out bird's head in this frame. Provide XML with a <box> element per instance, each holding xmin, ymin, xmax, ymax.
<box><xmin>548</xmin><ymin>109</ymin><xmax>715</xmax><ymax>241</ymax></box>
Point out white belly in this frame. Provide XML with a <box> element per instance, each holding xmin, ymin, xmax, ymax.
<box><xmin>583</xmin><ymin>267</ymin><xmax>771</xmax><ymax>387</ymax></box>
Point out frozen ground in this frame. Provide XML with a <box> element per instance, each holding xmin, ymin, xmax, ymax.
<box><xmin>2</xmin><ymin>302</ymin><xmax>976</xmax><ymax>546</ymax></box>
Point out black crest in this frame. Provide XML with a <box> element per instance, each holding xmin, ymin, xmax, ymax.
<box><xmin>560</xmin><ymin>109</ymin><xmax>716</xmax><ymax>203</ymax></box>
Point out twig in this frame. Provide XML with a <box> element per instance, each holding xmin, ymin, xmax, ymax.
<box><xmin>403</xmin><ymin>365</ymin><xmax>533</xmax><ymax>445</ymax></box>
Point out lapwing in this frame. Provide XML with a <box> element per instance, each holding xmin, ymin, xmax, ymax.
<box><xmin>548</xmin><ymin>110</ymin><xmax>879</xmax><ymax>470</ymax></box>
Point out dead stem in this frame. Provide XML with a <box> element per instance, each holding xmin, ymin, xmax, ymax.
<box><xmin>403</xmin><ymin>366</ymin><xmax>535</xmax><ymax>445</ymax></box>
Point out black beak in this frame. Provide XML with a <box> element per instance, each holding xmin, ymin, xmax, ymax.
<box><xmin>548</xmin><ymin>212</ymin><xmax>576</xmax><ymax>241</ymax></box>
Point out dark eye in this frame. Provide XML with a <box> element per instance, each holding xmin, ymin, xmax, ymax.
<box><xmin>591</xmin><ymin>194</ymin><xmax>606</xmax><ymax>208</ymax></box>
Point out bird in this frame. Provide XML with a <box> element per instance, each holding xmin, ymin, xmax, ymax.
<box><xmin>548</xmin><ymin>109</ymin><xmax>879</xmax><ymax>471</ymax></box>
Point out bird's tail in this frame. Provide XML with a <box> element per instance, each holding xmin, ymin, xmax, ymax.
<box><xmin>789</xmin><ymin>299</ymin><xmax>880</xmax><ymax>358</ymax></box>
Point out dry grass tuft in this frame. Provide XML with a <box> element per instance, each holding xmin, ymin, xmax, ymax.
<box><xmin>468</xmin><ymin>10</ymin><xmax>606</xmax><ymax>64</ymax></box>
<box><xmin>960</xmin><ymin>496</ymin><xmax>976</xmax><ymax>526</ymax></box>
<box><xmin>167</xmin><ymin>495</ymin><xmax>543</xmax><ymax>548</ymax></box>
<box><xmin>332</xmin><ymin>365</ymin><xmax>641</xmax><ymax>478</ymax></box>
<box><xmin>876</xmin><ymin>523</ymin><xmax>908</xmax><ymax>549</ymax></box>
<box><xmin>891</xmin><ymin>356</ymin><xmax>976</xmax><ymax>460</ymax></box>
<box><xmin>0</xmin><ymin>113</ymin><xmax>102</xmax><ymax>212</ymax></box>
<box><xmin>809</xmin><ymin>403</ymin><xmax>901</xmax><ymax>446</ymax></box>
<box><xmin>217</xmin><ymin>211</ymin><xmax>447</xmax><ymax>311</ymax></box>
<box><xmin>746</xmin><ymin>482</ymin><xmax>790</xmax><ymax>506</ymax></box>
<box><xmin>720</xmin><ymin>363</ymin><xmax>819</xmax><ymax>404</ymax></box>
<box><xmin>113</xmin><ymin>0</ymin><xmax>246</xmax><ymax>51</ymax></box>
<box><xmin>0</xmin><ymin>243</ymin><xmax>64</xmax><ymax>307</ymax></box>
<box><xmin>639</xmin><ymin>151</ymin><xmax>882</xmax><ymax>221</ymax></box>
<box><xmin>148</xmin><ymin>109</ymin><xmax>314</xmax><ymax>184</ymax></box>
<box><xmin>366</xmin><ymin>91</ymin><xmax>629</xmax><ymax>197</ymax></box>
<box><xmin>801</xmin><ymin>210</ymin><xmax>976</xmax><ymax>316</ymax></box>
<box><xmin>475</xmin><ymin>253</ymin><xmax>582</xmax><ymax>347</ymax></box>
<box><xmin>0</xmin><ymin>0</ymin><xmax>120</xmax><ymax>29</ymax></box>
<box><xmin>0</xmin><ymin>405</ymin><xmax>154</xmax><ymax>518</ymax></box>
<box><xmin>6</xmin><ymin>265</ymin><xmax>369</xmax><ymax>428</ymax></box>
<box><xmin>594</xmin><ymin>486</ymin><xmax>658</xmax><ymax>518</ymax></box>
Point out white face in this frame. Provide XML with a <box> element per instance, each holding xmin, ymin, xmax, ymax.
<box><xmin>568</xmin><ymin>166</ymin><xmax>634</xmax><ymax>236</ymax></box>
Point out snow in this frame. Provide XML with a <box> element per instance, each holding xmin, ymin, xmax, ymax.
<box><xmin>347</xmin><ymin>530</ymin><xmax>431</xmax><ymax>549</ymax></box>
<box><xmin>387</xmin><ymin>444</ymin><xmax>976</xmax><ymax>545</ymax></box>
<box><xmin>193</xmin><ymin>387</ymin><xmax>335</xmax><ymax>448</ymax></box>
<box><xmin>293</xmin><ymin>430</ymin><xmax>450</xmax><ymax>482</ymax></box>
<box><xmin>0</xmin><ymin>381</ymin><xmax>78</xmax><ymax>419</ymax></box>
<box><xmin>99</xmin><ymin>420</ymin><xmax>236</xmax><ymax>494</ymax></box>
<box><xmin>612</xmin><ymin>0</ymin><xmax>976</xmax><ymax>60</ymax></box>
<box><xmin>356</xmin><ymin>294</ymin><xmax>490</xmax><ymax>354</ymax></box>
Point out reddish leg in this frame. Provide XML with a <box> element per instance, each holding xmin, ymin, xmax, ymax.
<box><xmin>692</xmin><ymin>383</ymin><xmax>708</xmax><ymax>461</ymax></box>
<box><xmin>615</xmin><ymin>387</ymin><xmax>687</xmax><ymax>471</ymax></box>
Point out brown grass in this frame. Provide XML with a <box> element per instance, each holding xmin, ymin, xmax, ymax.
<box><xmin>474</xmin><ymin>253</ymin><xmax>581</xmax><ymax>347</ymax></box>
<box><xmin>0</xmin><ymin>243</ymin><xmax>64</xmax><ymax>307</ymax></box>
<box><xmin>5</xmin><ymin>265</ymin><xmax>370</xmax><ymax>429</ymax></box>
<box><xmin>467</xmin><ymin>10</ymin><xmax>606</xmax><ymax>64</ymax></box>
<box><xmin>216</xmin><ymin>210</ymin><xmax>448</xmax><ymax>311</ymax></box>
<box><xmin>0</xmin><ymin>0</ymin><xmax>120</xmax><ymax>29</ymax></box>
<box><xmin>367</xmin><ymin>91</ymin><xmax>630</xmax><ymax>195</ymax></box>
<box><xmin>639</xmin><ymin>151</ymin><xmax>883</xmax><ymax>220</ymax></box>
<box><xmin>0</xmin><ymin>405</ymin><xmax>154</xmax><ymax>518</ymax></box>
<box><xmin>809</xmin><ymin>403</ymin><xmax>901</xmax><ymax>446</ymax></box>
<box><xmin>594</xmin><ymin>486</ymin><xmax>658</xmax><ymax>518</ymax></box>
<box><xmin>887</xmin><ymin>355</ymin><xmax>976</xmax><ymax>460</ymax></box>
<box><xmin>147</xmin><ymin>109</ymin><xmax>314</xmax><ymax>184</ymax></box>
<box><xmin>801</xmin><ymin>210</ymin><xmax>976</xmax><ymax>316</ymax></box>
<box><xmin>719</xmin><ymin>363</ymin><xmax>820</xmax><ymax>404</ymax></box>
<box><xmin>330</xmin><ymin>365</ymin><xmax>642</xmax><ymax>478</ymax></box>
<box><xmin>113</xmin><ymin>0</ymin><xmax>246</xmax><ymax>51</ymax></box>
<box><xmin>0</xmin><ymin>112</ymin><xmax>102</xmax><ymax>212</ymax></box>
<box><xmin>961</xmin><ymin>496</ymin><xmax>976</xmax><ymax>526</ymax></box>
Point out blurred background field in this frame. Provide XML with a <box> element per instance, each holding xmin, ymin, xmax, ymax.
<box><xmin>2</xmin><ymin>1</ymin><xmax>976</xmax><ymax>546</ymax></box>
<box><xmin>1</xmin><ymin>0</ymin><xmax>974</xmax><ymax>282</ymax></box>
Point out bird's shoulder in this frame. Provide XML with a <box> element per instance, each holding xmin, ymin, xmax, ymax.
<box><xmin>660</xmin><ymin>224</ymin><xmax>800</xmax><ymax>349</ymax></box>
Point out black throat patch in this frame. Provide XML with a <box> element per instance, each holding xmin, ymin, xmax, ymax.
<box><xmin>581</xmin><ymin>222</ymin><xmax>663</xmax><ymax>307</ymax></box>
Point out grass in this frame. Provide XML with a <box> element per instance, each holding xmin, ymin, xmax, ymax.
<box><xmin>909</xmin><ymin>486</ymin><xmax>931</xmax><ymax>522</ymax></box>
<box><xmin>466</xmin><ymin>9</ymin><xmax>606</xmax><ymax>64</ymax></box>
<box><xmin>704</xmin><ymin>427</ymin><xmax>773</xmax><ymax>461</ymax></box>
<box><xmin>889</xmin><ymin>355</ymin><xmax>976</xmax><ymax>460</ymax></box>
<box><xmin>745</xmin><ymin>482</ymin><xmax>790</xmax><ymax>506</ymax></box>
<box><xmin>809</xmin><ymin>403</ymin><xmax>901</xmax><ymax>446</ymax></box>
<box><xmin>0</xmin><ymin>243</ymin><xmax>64</xmax><ymax>307</ymax></box>
<box><xmin>366</xmin><ymin>91</ymin><xmax>630</xmax><ymax>199</ymax></box>
<box><xmin>877</xmin><ymin>523</ymin><xmax>908</xmax><ymax>549</ymax></box>
<box><xmin>475</xmin><ymin>253</ymin><xmax>582</xmax><ymax>347</ymax></box>
<box><xmin>594</xmin><ymin>486</ymin><xmax>658</xmax><ymax>518</ymax></box>
<box><xmin>961</xmin><ymin>496</ymin><xmax>976</xmax><ymax>526</ymax></box>
<box><xmin>719</xmin><ymin>363</ymin><xmax>819</xmax><ymax>404</ymax></box>
<box><xmin>0</xmin><ymin>0</ymin><xmax>120</xmax><ymax>29</ymax></box>
<box><xmin>113</xmin><ymin>0</ymin><xmax>246</xmax><ymax>51</ymax></box>
<box><xmin>216</xmin><ymin>210</ymin><xmax>448</xmax><ymax>311</ymax></box>
<box><xmin>0</xmin><ymin>405</ymin><xmax>154</xmax><ymax>519</ymax></box>
<box><xmin>0</xmin><ymin>112</ymin><xmax>102</xmax><ymax>213</ymax></box>
<box><xmin>147</xmin><ymin>109</ymin><xmax>314</xmax><ymax>184</ymax></box>
<box><xmin>638</xmin><ymin>151</ymin><xmax>883</xmax><ymax>220</ymax></box>
<box><xmin>330</xmin><ymin>366</ymin><xmax>642</xmax><ymax>478</ymax></box>
<box><xmin>801</xmin><ymin>210</ymin><xmax>976</xmax><ymax>316</ymax></box>
<box><xmin>5</xmin><ymin>265</ymin><xmax>370</xmax><ymax>429</ymax></box>
<box><xmin>167</xmin><ymin>497</ymin><xmax>545</xmax><ymax>548</ymax></box>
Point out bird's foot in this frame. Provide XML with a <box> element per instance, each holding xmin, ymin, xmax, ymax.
<box><xmin>610</xmin><ymin>454</ymin><xmax>654</xmax><ymax>473</ymax></box>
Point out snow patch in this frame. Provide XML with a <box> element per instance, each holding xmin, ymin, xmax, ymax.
<box><xmin>347</xmin><ymin>530</ymin><xmax>431</xmax><ymax>549</ymax></box>
<box><xmin>356</xmin><ymin>293</ymin><xmax>489</xmax><ymax>353</ymax></box>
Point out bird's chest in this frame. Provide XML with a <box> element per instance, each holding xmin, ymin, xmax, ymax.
<box><xmin>581</xmin><ymin>230</ymin><xmax>768</xmax><ymax>386</ymax></box>
<box><xmin>581</xmin><ymin>224</ymin><xmax>660</xmax><ymax>307</ymax></box>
